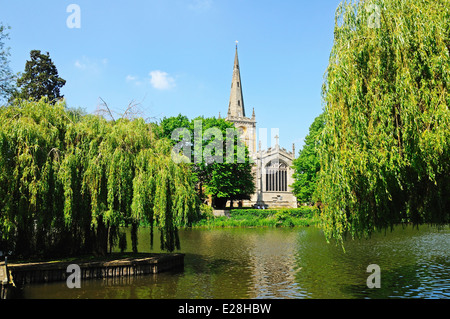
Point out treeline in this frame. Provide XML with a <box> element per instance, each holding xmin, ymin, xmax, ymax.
<box><xmin>0</xmin><ymin>99</ymin><xmax>198</xmax><ymax>258</ymax></box>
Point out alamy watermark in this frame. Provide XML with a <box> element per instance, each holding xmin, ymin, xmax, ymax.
<box><xmin>66</xmin><ymin>4</ymin><xmax>81</xmax><ymax>29</ymax></box>
<box><xmin>170</xmin><ymin>121</ymin><xmax>280</xmax><ymax>165</ymax></box>
<box><xmin>367</xmin><ymin>264</ymin><xmax>381</xmax><ymax>288</ymax></box>
<box><xmin>66</xmin><ymin>264</ymin><xmax>81</xmax><ymax>289</ymax></box>
<box><xmin>366</xmin><ymin>4</ymin><xmax>381</xmax><ymax>29</ymax></box>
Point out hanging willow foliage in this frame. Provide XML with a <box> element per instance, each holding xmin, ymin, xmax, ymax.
<box><xmin>0</xmin><ymin>99</ymin><xmax>70</xmax><ymax>257</ymax></box>
<box><xmin>318</xmin><ymin>0</ymin><xmax>450</xmax><ymax>244</ymax></box>
<box><xmin>0</xmin><ymin>98</ymin><xmax>198</xmax><ymax>258</ymax></box>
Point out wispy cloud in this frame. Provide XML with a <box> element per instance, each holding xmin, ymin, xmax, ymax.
<box><xmin>126</xmin><ymin>75</ymin><xmax>137</xmax><ymax>82</ymax></box>
<box><xmin>188</xmin><ymin>0</ymin><xmax>212</xmax><ymax>12</ymax></box>
<box><xmin>74</xmin><ymin>56</ymin><xmax>108</xmax><ymax>74</ymax></box>
<box><xmin>74</xmin><ymin>60</ymin><xmax>86</xmax><ymax>70</ymax></box>
<box><xmin>126</xmin><ymin>74</ymin><xmax>144</xmax><ymax>86</ymax></box>
<box><xmin>125</xmin><ymin>71</ymin><xmax>176</xmax><ymax>90</ymax></box>
<box><xmin>149</xmin><ymin>70</ymin><xmax>176</xmax><ymax>90</ymax></box>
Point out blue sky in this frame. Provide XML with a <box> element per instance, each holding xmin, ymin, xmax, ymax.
<box><xmin>0</xmin><ymin>0</ymin><xmax>341</xmax><ymax>151</ymax></box>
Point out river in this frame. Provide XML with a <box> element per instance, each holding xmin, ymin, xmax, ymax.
<box><xmin>16</xmin><ymin>225</ymin><xmax>450</xmax><ymax>299</ymax></box>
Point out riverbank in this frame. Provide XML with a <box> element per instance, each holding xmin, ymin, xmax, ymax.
<box><xmin>191</xmin><ymin>207</ymin><xmax>320</xmax><ymax>228</ymax></box>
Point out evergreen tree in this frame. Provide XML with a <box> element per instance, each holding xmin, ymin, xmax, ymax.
<box><xmin>15</xmin><ymin>50</ymin><xmax>66</xmax><ymax>103</ymax></box>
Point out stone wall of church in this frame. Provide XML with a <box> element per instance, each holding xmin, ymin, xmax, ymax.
<box><xmin>244</xmin><ymin>149</ymin><xmax>298</xmax><ymax>208</ymax></box>
<box><xmin>246</xmin><ymin>193</ymin><xmax>297</xmax><ymax>208</ymax></box>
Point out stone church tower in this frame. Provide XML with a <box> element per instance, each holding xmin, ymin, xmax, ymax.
<box><xmin>225</xmin><ymin>44</ymin><xmax>257</xmax><ymax>159</ymax></box>
<box><xmin>224</xmin><ymin>44</ymin><xmax>297</xmax><ymax>208</ymax></box>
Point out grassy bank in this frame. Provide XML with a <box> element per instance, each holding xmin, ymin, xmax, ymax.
<box><xmin>190</xmin><ymin>207</ymin><xmax>320</xmax><ymax>228</ymax></box>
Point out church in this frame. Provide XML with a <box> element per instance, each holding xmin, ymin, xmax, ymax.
<box><xmin>222</xmin><ymin>44</ymin><xmax>297</xmax><ymax>208</ymax></box>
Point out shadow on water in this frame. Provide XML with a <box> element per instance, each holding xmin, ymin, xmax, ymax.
<box><xmin>13</xmin><ymin>251</ymin><xmax>248</xmax><ymax>299</ymax></box>
<box><xmin>185</xmin><ymin>253</ymin><xmax>234</xmax><ymax>274</ymax></box>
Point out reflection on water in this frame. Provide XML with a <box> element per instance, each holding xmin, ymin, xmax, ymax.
<box><xmin>17</xmin><ymin>225</ymin><xmax>450</xmax><ymax>299</ymax></box>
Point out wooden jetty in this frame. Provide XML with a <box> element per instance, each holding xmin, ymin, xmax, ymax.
<box><xmin>1</xmin><ymin>258</ymin><xmax>13</xmax><ymax>299</ymax></box>
<box><xmin>1</xmin><ymin>253</ymin><xmax>184</xmax><ymax>295</ymax></box>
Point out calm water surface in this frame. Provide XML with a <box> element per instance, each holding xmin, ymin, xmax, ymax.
<box><xmin>17</xmin><ymin>225</ymin><xmax>450</xmax><ymax>299</ymax></box>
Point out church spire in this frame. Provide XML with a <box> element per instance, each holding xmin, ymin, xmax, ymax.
<box><xmin>228</xmin><ymin>42</ymin><xmax>245</xmax><ymax>118</ymax></box>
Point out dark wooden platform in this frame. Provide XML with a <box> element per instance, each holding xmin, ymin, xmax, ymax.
<box><xmin>2</xmin><ymin>253</ymin><xmax>184</xmax><ymax>286</ymax></box>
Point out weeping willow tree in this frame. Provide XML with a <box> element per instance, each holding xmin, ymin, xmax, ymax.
<box><xmin>318</xmin><ymin>0</ymin><xmax>450</xmax><ymax>244</ymax></box>
<box><xmin>0</xmin><ymin>98</ymin><xmax>198</xmax><ymax>258</ymax></box>
<box><xmin>0</xmin><ymin>99</ymin><xmax>69</xmax><ymax>257</ymax></box>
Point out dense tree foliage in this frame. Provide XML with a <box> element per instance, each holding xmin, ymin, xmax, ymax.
<box><xmin>318</xmin><ymin>0</ymin><xmax>450</xmax><ymax>243</ymax></box>
<box><xmin>192</xmin><ymin>116</ymin><xmax>255</xmax><ymax>208</ymax></box>
<box><xmin>14</xmin><ymin>50</ymin><xmax>66</xmax><ymax>103</ymax></box>
<box><xmin>159</xmin><ymin>114</ymin><xmax>190</xmax><ymax>141</ymax></box>
<box><xmin>160</xmin><ymin>115</ymin><xmax>255</xmax><ymax>208</ymax></box>
<box><xmin>292</xmin><ymin>113</ymin><xmax>325</xmax><ymax>204</ymax></box>
<box><xmin>0</xmin><ymin>99</ymin><xmax>198</xmax><ymax>258</ymax></box>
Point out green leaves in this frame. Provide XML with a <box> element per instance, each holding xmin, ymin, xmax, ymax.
<box><xmin>14</xmin><ymin>50</ymin><xmax>66</xmax><ymax>104</ymax></box>
<box><xmin>0</xmin><ymin>99</ymin><xmax>199</xmax><ymax>256</ymax></box>
<box><xmin>318</xmin><ymin>0</ymin><xmax>450</xmax><ymax>244</ymax></box>
<box><xmin>159</xmin><ymin>115</ymin><xmax>255</xmax><ymax>208</ymax></box>
<box><xmin>292</xmin><ymin>113</ymin><xmax>325</xmax><ymax>204</ymax></box>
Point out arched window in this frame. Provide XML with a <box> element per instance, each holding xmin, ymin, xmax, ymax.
<box><xmin>265</xmin><ymin>160</ymin><xmax>288</xmax><ymax>192</ymax></box>
<box><xmin>238</xmin><ymin>100</ymin><xmax>241</xmax><ymax>106</ymax></box>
